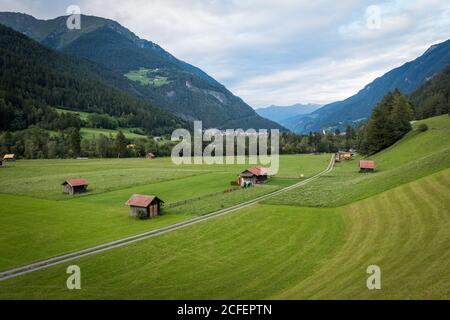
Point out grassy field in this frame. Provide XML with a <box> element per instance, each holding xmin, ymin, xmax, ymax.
<box><xmin>0</xmin><ymin>116</ymin><xmax>448</xmax><ymax>299</ymax></box>
<box><xmin>54</xmin><ymin>107</ymin><xmax>148</xmax><ymax>139</ymax></box>
<box><xmin>1</xmin><ymin>168</ymin><xmax>448</xmax><ymax>299</ymax></box>
<box><xmin>125</xmin><ymin>68</ymin><xmax>172</xmax><ymax>87</ymax></box>
<box><xmin>80</xmin><ymin>127</ymin><xmax>147</xmax><ymax>139</ymax></box>
<box><xmin>265</xmin><ymin>114</ymin><xmax>450</xmax><ymax>207</ymax></box>
<box><xmin>0</xmin><ymin>154</ymin><xmax>328</xmax><ymax>271</ymax></box>
<box><xmin>54</xmin><ymin>107</ymin><xmax>90</xmax><ymax>121</ymax></box>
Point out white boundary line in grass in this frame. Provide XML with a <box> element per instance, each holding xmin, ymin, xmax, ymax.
<box><xmin>0</xmin><ymin>155</ymin><xmax>335</xmax><ymax>281</ymax></box>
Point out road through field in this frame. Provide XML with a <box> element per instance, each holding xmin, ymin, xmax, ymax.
<box><xmin>0</xmin><ymin>155</ymin><xmax>335</xmax><ymax>281</ymax></box>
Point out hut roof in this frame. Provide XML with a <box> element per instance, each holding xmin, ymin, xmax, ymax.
<box><xmin>62</xmin><ymin>178</ymin><xmax>89</xmax><ymax>187</ymax></box>
<box><xmin>3</xmin><ymin>154</ymin><xmax>15</xmax><ymax>159</ymax></box>
<box><xmin>241</xmin><ymin>166</ymin><xmax>269</xmax><ymax>177</ymax></box>
<box><xmin>126</xmin><ymin>194</ymin><xmax>163</xmax><ymax>207</ymax></box>
<box><xmin>359</xmin><ymin>160</ymin><xmax>375</xmax><ymax>169</ymax></box>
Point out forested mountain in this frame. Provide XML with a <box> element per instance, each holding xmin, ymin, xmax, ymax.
<box><xmin>0</xmin><ymin>12</ymin><xmax>284</xmax><ymax>130</ymax></box>
<box><xmin>284</xmin><ymin>39</ymin><xmax>450</xmax><ymax>133</ymax></box>
<box><xmin>410</xmin><ymin>65</ymin><xmax>450</xmax><ymax>119</ymax></box>
<box><xmin>0</xmin><ymin>23</ymin><xmax>187</xmax><ymax>134</ymax></box>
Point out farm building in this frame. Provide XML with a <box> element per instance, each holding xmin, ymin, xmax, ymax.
<box><xmin>2</xmin><ymin>154</ymin><xmax>16</xmax><ymax>161</ymax></box>
<box><xmin>126</xmin><ymin>194</ymin><xmax>164</xmax><ymax>218</ymax></box>
<box><xmin>62</xmin><ymin>178</ymin><xmax>89</xmax><ymax>195</ymax></box>
<box><xmin>238</xmin><ymin>166</ymin><xmax>269</xmax><ymax>187</ymax></box>
<box><xmin>335</xmin><ymin>151</ymin><xmax>354</xmax><ymax>162</ymax></box>
<box><xmin>146</xmin><ymin>152</ymin><xmax>156</xmax><ymax>159</ymax></box>
<box><xmin>359</xmin><ymin>160</ymin><xmax>375</xmax><ymax>173</ymax></box>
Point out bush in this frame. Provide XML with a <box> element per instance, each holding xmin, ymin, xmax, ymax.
<box><xmin>417</xmin><ymin>123</ymin><xmax>428</xmax><ymax>132</ymax></box>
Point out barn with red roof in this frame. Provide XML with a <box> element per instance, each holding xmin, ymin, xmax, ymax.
<box><xmin>238</xmin><ymin>166</ymin><xmax>269</xmax><ymax>186</ymax></box>
<box><xmin>359</xmin><ymin>160</ymin><xmax>375</xmax><ymax>173</ymax></box>
<box><xmin>126</xmin><ymin>194</ymin><xmax>164</xmax><ymax>218</ymax></box>
<box><xmin>62</xmin><ymin>178</ymin><xmax>89</xmax><ymax>195</ymax></box>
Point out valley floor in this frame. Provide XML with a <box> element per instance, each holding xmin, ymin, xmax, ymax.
<box><xmin>0</xmin><ymin>115</ymin><xmax>449</xmax><ymax>299</ymax></box>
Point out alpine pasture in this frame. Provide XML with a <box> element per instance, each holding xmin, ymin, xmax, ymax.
<box><xmin>0</xmin><ymin>154</ymin><xmax>329</xmax><ymax>270</ymax></box>
<box><xmin>0</xmin><ymin>115</ymin><xmax>449</xmax><ymax>299</ymax></box>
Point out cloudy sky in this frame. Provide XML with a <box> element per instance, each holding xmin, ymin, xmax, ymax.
<box><xmin>1</xmin><ymin>0</ymin><xmax>450</xmax><ymax>108</ymax></box>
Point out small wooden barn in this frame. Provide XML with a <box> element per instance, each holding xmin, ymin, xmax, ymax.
<box><xmin>62</xmin><ymin>178</ymin><xmax>89</xmax><ymax>195</ymax></box>
<box><xmin>126</xmin><ymin>194</ymin><xmax>164</xmax><ymax>219</ymax></box>
<box><xmin>238</xmin><ymin>166</ymin><xmax>269</xmax><ymax>187</ymax></box>
<box><xmin>3</xmin><ymin>154</ymin><xmax>16</xmax><ymax>161</ymax></box>
<box><xmin>359</xmin><ymin>160</ymin><xmax>375</xmax><ymax>173</ymax></box>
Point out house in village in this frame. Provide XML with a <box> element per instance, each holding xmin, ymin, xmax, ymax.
<box><xmin>62</xmin><ymin>178</ymin><xmax>89</xmax><ymax>195</ymax></box>
<box><xmin>126</xmin><ymin>194</ymin><xmax>164</xmax><ymax>219</ymax></box>
<box><xmin>238</xmin><ymin>166</ymin><xmax>269</xmax><ymax>187</ymax></box>
<box><xmin>2</xmin><ymin>154</ymin><xmax>16</xmax><ymax>161</ymax></box>
<box><xmin>359</xmin><ymin>160</ymin><xmax>375</xmax><ymax>173</ymax></box>
<box><xmin>335</xmin><ymin>151</ymin><xmax>354</xmax><ymax>162</ymax></box>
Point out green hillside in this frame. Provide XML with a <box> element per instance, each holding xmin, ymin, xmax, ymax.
<box><xmin>0</xmin><ymin>12</ymin><xmax>285</xmax><ymax>131</ymax></box>
<box><xmin>265</xmin><ymin>114</ymin><xmax>450</xmax><ymax>207</ymax></box>
<box><xmin>0</xmin><ymin>23</ymin><xmax>187</xmax><ymax>135</ymax></box>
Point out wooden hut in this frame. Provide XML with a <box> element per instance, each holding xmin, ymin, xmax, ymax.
<box><xmin>3</xmin><ymin>154</ymin><xmax>16</xmax><ymax>161</ymax></box>
<box><xmin>126</xmin><ymin>194</ymin><xmax>164</xmax><ymax>218</ymax></box>
<box><xmin>359</xmin><ymin>160</ymin><xmax>375</xmax><ymax>173</ymax></box>
<box><xmin>238</xmin><ymin>166</ymin><xmax>269</xmax><ymax>187</ymax></box>
<box><xmin>62</xmin><ymin>178</ymin><xmax>89</xmax><ymax>195</ymax></box>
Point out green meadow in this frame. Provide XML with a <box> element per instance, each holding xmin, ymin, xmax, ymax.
<box><xmin>0</xmin><ymin>115</ymin><xmax>449</xmax><ymax>299</ymax></box>
<box><xmin>265</xmin><ymin>114</ymin><xmax>450</xmax><ymax>207</ymax></box>
<box><xmin>125</xmin><ymin>68</ymin><xmax>172</xmax><ymax>87</ymax></box>
<box><xmin>0</xmin><ymin>154</ymin><xmax>328</xmax><ymax>270</ymax></box>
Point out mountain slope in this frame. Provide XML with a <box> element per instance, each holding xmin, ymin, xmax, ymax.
<box><xmin>256</xmin><ymin>103</ymin><xmax>321</xmax><ymax>126</ymax></box>
<box><xmin>410</xmin><ymin>65</ymin><xmax>450</xmax><ymax>119</ymax></box>
<box><xmin>0</xmin><ymin>23</ymin><xmax>187</xmax><ymax>134</ymax></box>
<box><xmin>0</xmin><ymin>12</ymin><xmax>284</xmax><ymax>130</ymax></box>
<box><xmin>285</xmin><ymin>39</ymin><xmax>450</xmax><ymax>133</ymax></box>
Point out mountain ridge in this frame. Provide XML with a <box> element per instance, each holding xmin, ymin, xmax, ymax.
<box><xmin>0</xmin><ymin>23</ymin><xmax>187</xmax><ymax>134</ymax></box>
<box><xmin>283</xmin><ymin>38</ymin><xmax>450</xmax><ymax>133</ymax></box>
<box><xmin>0</xmin><ymin>12</ymin><xmax>284</xmax><ymax>130</ymax></box>
<box><xmin>255</xmin><ymin>103</ymin><xmax>322</xmax><ymax>127</ymax></box>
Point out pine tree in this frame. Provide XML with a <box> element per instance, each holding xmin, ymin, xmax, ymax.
<box><xmin>363</xmin><ymin>90</ymin><xmax>413</xmax><ymax>155</ymax></box>
<box><xmin>115</xmin><ymin>131</ymin><xmax>128</xmax><ymax>158</ymax></box>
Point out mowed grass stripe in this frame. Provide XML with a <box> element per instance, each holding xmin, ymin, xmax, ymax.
<box><xmin>0</xmin><ymin>173</ymin><xmax>278</xmax><ymax>271</ymax></box>
<box><xmin>0</xmin><ymin>205</ymin><xmax>344</xmax><ymax>299</ymax></box>
<box><xmin>274</xmin><ymin>168</ymin><xmax>450</xmax><ymax>299</ymax></box>
<box><xmin>0</xmin><ymin>169</ymin><xmax>449</xmax><ymax>299</ymax></box>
